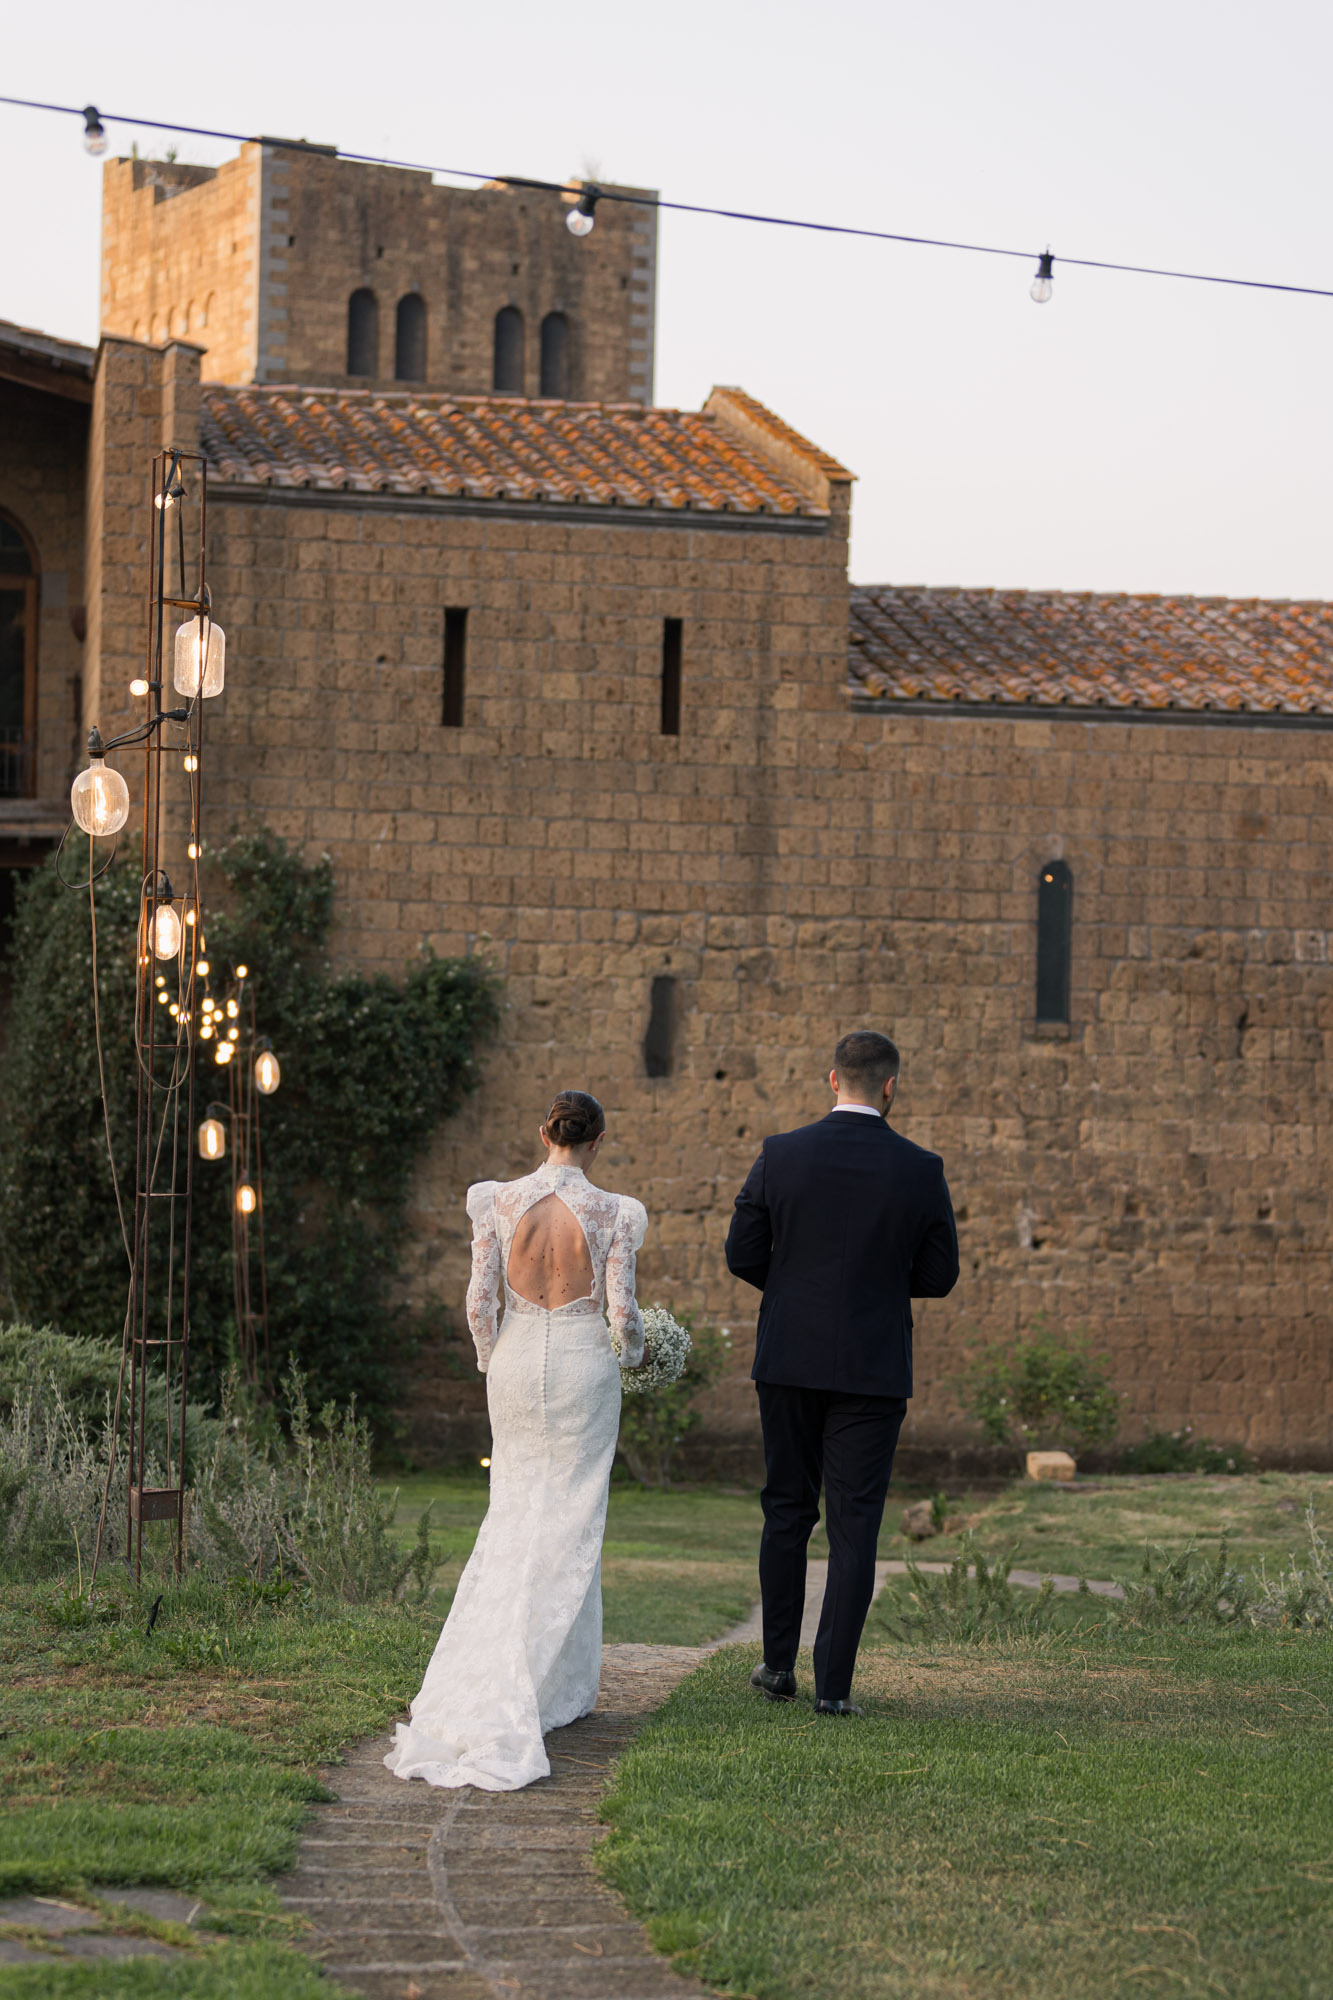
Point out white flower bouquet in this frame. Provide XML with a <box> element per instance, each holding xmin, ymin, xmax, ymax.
<box><xmin>613</xmin><ymin>1304</ymin><xmax>692</xmax><ymax>1394</ymax></box>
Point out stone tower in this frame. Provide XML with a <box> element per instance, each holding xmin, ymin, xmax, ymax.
<box><xmin>99</xmin><ymin>141</ymin><xmax>657</xmax><ymax>403</ymax></box>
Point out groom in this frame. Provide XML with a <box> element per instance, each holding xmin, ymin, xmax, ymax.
<box><xmin>725</xmin><ymin>1030</ymin><xmax>959</xmax><ymax>1715</ymax></box>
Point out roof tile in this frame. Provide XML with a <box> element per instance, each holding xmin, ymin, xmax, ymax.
<box><xmin>201</xmin><ymin>386</ymin><xmax>827</xmax><ymax>516</ymax></box>
<box><xmin>849</xmin><ymin>585</ymin><xmax>1333</xmax><ymax>715</ymax></box>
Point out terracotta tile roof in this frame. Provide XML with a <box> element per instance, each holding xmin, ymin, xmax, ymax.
<box><xmin>200</xmin><ymin>386</ymin><xmax>829</xmax><ymax>516</ymax></box>
<box><xmin>849</xmin><ymin>585</ymin><xmax>1333</xmax><ymax>716</ymax></box>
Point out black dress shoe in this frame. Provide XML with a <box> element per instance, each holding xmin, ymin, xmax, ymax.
<box><xmin>749</xmin><ymin>1663</ymin><xmax>798</xmax><ymax>1703</ymax></box>
<box><xmin>814</xmin><ymin>1698</ymin><xmax>863</xmax><ymax>1717</ymax></box>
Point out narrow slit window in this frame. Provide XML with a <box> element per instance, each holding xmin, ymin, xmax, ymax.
<box><xmin>394</xmin><ymin>292</ymin><xmax>427</xmax><ymax>380</ymax></box>
<box><xmin>442</xmin><ymin>607</ymin><xmax>468</xmax><ymax>728</ymax></box>
<box><xmin>1035</xmin><ymin>860</ymin><xmax>1073</xmax><ymax>1023</ymax></box>
<box><xmin>493</xmin><ymin>306</ymin><xmax>525</xmax><ymax>393</ymax></box>
<box><xmin>347</xmin><ymin>288</ymin><xmax>378</xmax><ymax>376</ymax></box>
<box><xmin>539</xmin><ymin>311</ymin><xmax>570</xmax><ymax>397</ymax></box>
<box><xmin>660</xmin><ymin>617</ymin><xmax>682</xmax><ymax>736</ymax></box>
<box><xmin>643</xmin><ymin>974</ymin><xmax>678</xmax><ymax>1079</ymax></box>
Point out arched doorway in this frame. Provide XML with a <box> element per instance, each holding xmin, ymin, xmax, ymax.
<box><xmin>0</xmin><ymin>514</ymin><xmax>37</xmax><ymax>799</ymax></box>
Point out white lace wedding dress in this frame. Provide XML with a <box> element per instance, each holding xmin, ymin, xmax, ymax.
<box><xmin>384</xmin><ymin>1161</ymin><xmax>647</xmax><ymax>1792</ymax></box>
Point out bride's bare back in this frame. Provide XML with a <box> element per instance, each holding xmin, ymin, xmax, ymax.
<box><xmin>506</xmin><ymin>1193</ymin><xmax>595</xmax><ymax>1308</ymax></box>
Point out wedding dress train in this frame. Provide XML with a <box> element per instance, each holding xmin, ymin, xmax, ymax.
<box><xmin>384</xmin><ymin>1162</ymin><xmax>647</xmax><ymax>1791</ymax></box>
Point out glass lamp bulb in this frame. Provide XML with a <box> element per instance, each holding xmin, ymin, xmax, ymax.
<box><xmin>236</xmin><ymin>1182</ymin><xmax>258</xmax><ymax>1216</ymax></box>
<box><xmin>235</xmin><ymin>963</ymin><xmax>249</xmax><ymax>979</ymax></box>
<box><xmin>565</xmin><ymin>206</ymin><xmax>595</xmax><ymax>237</ymax></box>
<box><xmin>174</xmin><ymin>615</ymin><xmax>226</xmax><ymax>698</ymax></box>
<box><xmin>1030</xmin><ymin>274</ymin><xmax>1054</xmax><ymax>304</ymax></box>
<box><xmin>200</xmin><ymin>1021</ymin><xmax>214</xmax><ymax>1040</ymax></box>
<box><xmin>197</xmin><ymin>958</ymin><xmax>209</xmax><ymax>976</ymax></box>
<box><xmin>183</xmin><ymin>753</ymin><xmax>199</xmax><ymax>773</ymax></box>
<box><xmin>82</xmin><ymin>106</ymin><xmax>108</xmax><ymax>156</ymax></box>
<box><xmin>151</xmin><ymin>902</ymin><xmax>182</xmax><ymax>959</ymax></box>
<box><xmin>71</xmin><ymin>756</ymin><xmax>130</xmax><ymax>837</ymax></box>
<box><xmin>226</xmin><ymin>998</ymin><xmax>239</xmax><ymax>1019</ymax></box>
<box><xmin>198</xmin><ymin>1116</ymin><xmax>227</xmax><ymax>1161</ymax></box>
<box><xmin>130</xmin><ymin>678</ymin><xmax>149</xmax><ymax>698</ymax></box>
<box><xmin>228</xmin><ymin>1026</ymin><xmax>239</xmax><ymax>1041</ymax></box>
<box><xmin>215</xmin><ymin>1042</ymin><xmax>233</xmax><ymax>1064</ymax></box>
<box><xmin>255</xmin><ymin>1049</ymin><xmax>281</xmax><ymax>1095</ymax></box>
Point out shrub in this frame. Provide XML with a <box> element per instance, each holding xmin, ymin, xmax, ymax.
<box><xmin>1119</xmin><ymin>1537</ymin><xmax>1252</xmax><ymax>1627</ymax></box>
<box><xmin>0</xmin><ymin>1348</ymin><xmax>439</xmax><ymax>1602</ymax></box>
<box><xmin>957</xmin><ymin>1316</ymin><xmax>1122</xmax><ymax>1466</ymax></box>
<box><xmin>616</xmin><ymin>1310</ymin><xmax>732</xmax><ymax>1489</ymax></box>
<box><xmin>875</xmin><ymin>1533</ymin><xmax>1080</xmax><ymax>1644</ymax></box>
<box><xmin>1117</xmin><ymin>1427</ymin><xmax>1251</xmax><ymax>1475</ymax></box>
<box><xmin>0</xmin><ymin>832</ymin><xmax>499</xmax><ymax>1426</ymax></box>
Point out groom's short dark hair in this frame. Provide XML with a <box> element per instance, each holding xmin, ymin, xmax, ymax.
<box><xmin>833</xmin><ymin>1029</ymin><xmax>901</xmax><ymax>1094</ymax></box>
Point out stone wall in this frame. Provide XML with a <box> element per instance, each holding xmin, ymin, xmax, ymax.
<box><xmin>100</xmin><ymin>146</ymin><xmax>656</xmax><ymax>402</ymax></box>
<box><xmin>80</xmin><ymin>344</ymin><xmax>1333</xmax><ymax>1469</ymax></box>
<box><xmin>0</xmin><ymin>379</ymin><xmax>89</xmax><ymax>810</ymax></box>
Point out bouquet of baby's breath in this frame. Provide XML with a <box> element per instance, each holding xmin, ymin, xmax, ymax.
<box><xmin>613</xmin><ymin>1305</ymin><xmax>692</xmax><ymax>1394</ymax></box>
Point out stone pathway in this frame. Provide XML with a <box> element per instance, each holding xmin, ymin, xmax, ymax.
<box><xmin>277</xmin><ymin>1644</ymin><xmax>714</xmax><ymax>2000</ymax></box>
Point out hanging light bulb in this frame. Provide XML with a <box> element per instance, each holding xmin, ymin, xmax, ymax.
<box><xmin>130</xmin><ymin>677</ymin><xmax>149</xmax><ymax>698</ymax></box>
<box><xmin>200</xmin><ymin>1020</ymin><xmax>214</xmax><ymax>1040</ymax></box>
<box><xmin>188</xmin><ymin>841</ymin><xmax>200</xmax><ymax>860</ymax></box>
<box><xmin>255</xmin><ymin>1042</ymin><xmax>281</xmax><ymax>1095</ymax></box>
<box><xmin>565</xmin><ymin>185</ymin><xmax>599</xmax><ymax>237</ymax></box>
<box><xmin>236</xmin><ymin>1182</ymin><xmax>258</xmax><ymax>1216</ymax></box>
<box><xmin>1030</xmin><ymin>249</ymin><xmax>1055</xmax><ymax>305</ymax></box>
<box><xmin>236</xmin><ymin>963</ymin><xmax>249</xmax><ymax>980</ymax></box>
<box><xmin>173</xmin><ymin>606</ymin><xmax>226</xmax><ymax>698</ymax></box>
<box><xmin>150</xmin><ymin>873</ymin><xmax>182</xmax><ymax>960</ymax></box>
<box><xmin>215</xmin><ymin>1041</ymin><xmax>234</xmax><ymax>1065</ymax></box>
<box><xmin>198</xmin><ymin>1116</ymin><xmax>227</xmax><ymax>1161</ymax></box>
<box><xmin>226</xmin><ymin>998</ymin><xmax>239</xmax><ymax>1019</ymax></box>
<box><xmin>228</xmin><ymin>1026</ymin><xmax>239</xmax><ymax>1042</ymax></box>
<box><xmin>197</xmin><ymin>958</ymin><xmax>210</xmax><ymax>977</ymax></box>
<box><xmin>70</xmin><ymin>730</ymin><xmax>130</xmax><ymax>836</ymax></box>
<box><xmin>183</xmin><ymin>753</ymin><xmax>199</xmax><ymax>773</ymax></box>
<box><xmin>82</xmin><ymin>106</ymin><xmax>108</xmax><ymax>157</ymax></box>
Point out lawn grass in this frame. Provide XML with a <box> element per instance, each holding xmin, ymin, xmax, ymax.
<box><xmin>598</xmin><ymin>1628</ymin><xmax>1333</xmax><ymax>2000</ymax></box>
<box><xmin>0</xmin><ymin>1573</ymin><xmax>438</xmax><ymax>1994</ymax></box>
<box><xmin>387</xmin><ymin>1470</ymin><xmax>767</xmax><ymax>1642</ymax></box>
<box><xmin>889</xmin><ymin>1471</ymin><xmax>1333</xmax><ymax>1584</ymax></box>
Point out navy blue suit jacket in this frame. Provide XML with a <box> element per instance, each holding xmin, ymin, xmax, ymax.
<box><xmin>724</xmin><ymin>1111</ymin><xmax>959</xmax><ymax>1398</ymax></box>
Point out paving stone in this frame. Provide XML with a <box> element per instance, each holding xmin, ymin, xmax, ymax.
<box><xmin>92</xmin><ymin>1886</ymin><xmax>205</xmax><ymax>1925</ymax></box>
<box><xmin>0</xmin><ymin>1897</ymin><xmax>101</xmax><ymax>1933</ymax></box>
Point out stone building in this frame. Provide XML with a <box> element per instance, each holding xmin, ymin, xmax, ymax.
<box><xmin>1</xmin><ymin>142</ymin><xmax>1331</xmax><ymax>1469</ymax></box>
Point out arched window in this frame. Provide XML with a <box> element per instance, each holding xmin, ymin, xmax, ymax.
<box><xmin>493</xmin><ymin>306</ymin><xmax>525</xmax><ymax>394</ymax></box>
<box><xmin>0</xmin><ymin>515</ymin><xmax>37</xmax><ymax>799</ymax></box>
<box><xmin>643</xmin><ymin>974</ymin><xmax>679</xmax><ymax>1079</ymax></box>
<box><xmin>1036</xmin><ymin>860</ymin><xmax>1073</xmax><ymax>1024</ymax></box>
<box><xmin>540</xmin><ymin>312</ymin><xmax>569</xmax><ymax>398</ymax></box>
<box><xmin>347</xmin><ymin>289</ymin><xmax>379</xmax><ymax>377</ymax></box>
<box><xmin>395</xmin><ymin>293</ymin><xmax>427</xmax><ymax>381</ymax></box>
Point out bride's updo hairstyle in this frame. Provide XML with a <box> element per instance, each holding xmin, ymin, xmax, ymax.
<box><xmin>543</xmin><ymin>1090</ymin><xmax>606</xmax><ymax>1151</ymax></box>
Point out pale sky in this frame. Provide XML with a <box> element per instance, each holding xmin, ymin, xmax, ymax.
<box><xmin>5</xmin><ymin>0</ymin><xmax>1331</xmax><ymax>599</ymax></box>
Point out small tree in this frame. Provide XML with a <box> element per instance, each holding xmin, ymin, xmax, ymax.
<box><xmin>957</xmin><ymin>1316</ymin><xmax>1122</xmax><ymax>1468</ymax></box>
<box><xmin>617</xmin><ymin>1311</ymin><xmax>731</xmax><ymax>1489</ymax></box>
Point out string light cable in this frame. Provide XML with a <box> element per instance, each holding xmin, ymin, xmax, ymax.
<box><xmin>1</xmin><ymin>92</ymin><xmax>1331</xmax><ymax>304</ymax></box>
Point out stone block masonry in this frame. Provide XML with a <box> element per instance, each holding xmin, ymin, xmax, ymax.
<box><xmin>100</xmin><ymin>144</ymin><xmax>656</xmax><ymax>403</ymax></box>
<box><xmin>189</xmin><ymin>486</ymin><xmax>1332</xmax><ymax>1464</ymax></box>
<box><xmin>76</xmin><ymin>339</ymin><xmax>1333</xmax><ymax>1468</ymax></box>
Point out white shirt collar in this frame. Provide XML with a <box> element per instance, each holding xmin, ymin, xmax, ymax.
<box><xmin>830</xmin><ymin>1102</ymin><xmax>884</xmax><ymax>1118</ymax></box>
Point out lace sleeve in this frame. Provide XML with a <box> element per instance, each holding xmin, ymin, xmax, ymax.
<box><xmin>606</xmin><ymin>1196</ymin><xmax>648</xmax><ymax>1368</ymax></box>
<box><xmin>465</xmin><ymin>1181</ymin><xmax>501</xmax><ymax>1372</ymax></box>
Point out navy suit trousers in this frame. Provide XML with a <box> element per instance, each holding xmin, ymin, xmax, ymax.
<box><xmin>756</xmin><ymin>1381</ymin><xmax>908</xmax><ymax>1701</ymax></box>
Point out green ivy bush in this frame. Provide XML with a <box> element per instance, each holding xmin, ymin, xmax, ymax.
<box><xmin>956</xmin><ymin>1315</ymin><xmax>1123</xmax><ymax>1467</ymax></box>
<box><xmin>0</xmin><ymin>831</ymin><xmax>498</xmax><ymax>1427</ymax></box>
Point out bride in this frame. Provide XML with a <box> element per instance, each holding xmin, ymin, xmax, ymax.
<box><xmin>385</xmin><ymin>1090</ymin><xmax>647</xmax><ymax>1792</ymax></box>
